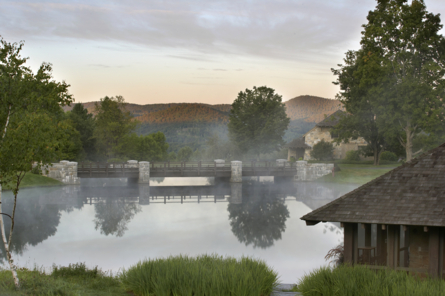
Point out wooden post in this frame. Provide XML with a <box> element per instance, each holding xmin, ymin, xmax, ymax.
<box><xmin>364</xmin><ymin>224</ymin><xmax>372</xmax><ymax>263</ymax></box>
<box><xmin>344</xmin><ymin>223</ymin><xmax>355</xmax><ymax>265</ymax></box>
<box><xmin>387</xmin><ymin>225</ymin><xmax>396</xmax><ymax>268</ymax></box>
<box><xmin>376</xmin><ymin>225</ymin><xmax>387</xmax><ymax>266</ymax></box>
<box><xmin>89</xmin><ymin>162</ymin><xmax>92</xmax><ymax>177</ymax></box>
<box><xmin>106</xmin><ymin>162</ymin><xmax>109</xmax><ymax>176</ymax></box>
<box><xmin>429</xmin><ymin>227</ymin><xmax>440</xmax><ymax>278</ymax></box>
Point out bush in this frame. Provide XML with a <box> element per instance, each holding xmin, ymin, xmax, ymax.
<box><xmin>121</xmin><ymin>254</ymin><xmax>279</xmax><ymax>296</ymax></box>
<box><xmin>345</xmin><ymin>150</ymin><xmax>360</xmax><ymax>162</ymax></box>
<box><xmin>310</xmin><ymin>139</ymin><xmax>334</xmax><ymax>161</ymax></box>
<box><xmin>177</xmin><ymin>146</ymin><xmax>193</xmax><ymax>161</ymax></box>
<box><xmin>295</xmin><ymin>264</ymin><xmax>445</xmax><ymax>296</ymax></box>
<box><xmin>289</xmin><ymin>156</ymin><xmax>296</xmax><ymax>163</ymax></box>
<box><xmin>31</xmin><ymin>165</ymin><xmax>41</xmax><ymax>175</ymax></box>
<box><xmin>380</xmin><ymin>151</ymin><xmax>398</xmax><ymax>161</ymax></box>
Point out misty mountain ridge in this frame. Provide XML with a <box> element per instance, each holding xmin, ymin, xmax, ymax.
<box><xmin>64</xmin><ymin>95</ymin><xmax>342</xmax><ymax>124</ymax></box>
<box><xmin>63</xmin><ymin>95</ymin><xmax>343</xmax><ymax>152</ymax></box>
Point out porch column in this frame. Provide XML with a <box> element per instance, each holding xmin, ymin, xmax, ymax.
<box><xmin>343</xmin><ymin>223</ymin><xmax>355</xmax><ymax>265</ymax></box>
<box><xmin>429</xmin><ymin>227</ymin><xmax>440</xmax><ymax>278</ymax></box>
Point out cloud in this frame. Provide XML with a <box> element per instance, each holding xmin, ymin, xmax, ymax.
<box><xmin>2</xmin><ymin>0</ymin><xmax>445</xmax><ymax>65</ymax></box>
<box><xmin>213</xmin><ymin>68</ymin><xmax>226</xmax><ymax>71</ymax></box>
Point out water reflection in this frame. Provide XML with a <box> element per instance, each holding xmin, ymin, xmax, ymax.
<box><xmin>0</xmin><ymin>187</ymin><xmax>84</xmax><ymax>263</ymax></box>
<box><xmin>227</xmin><ymin>186</ymin><xmax>289</xmax><ymax>249</ymax></box>
<box><xmin>94</xmin><ymin>199</ymin><xmax>141</xmax><ymax>237</ymax></box>
<box><xmin>1</xmin><ymin>179</ymin><xmax>357</xmax><ymax>266</ymax></box>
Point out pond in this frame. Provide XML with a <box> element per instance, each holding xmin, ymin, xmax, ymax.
<box><xmin>0</xmin><ymin>178</ymin><xmax>357</xmax><ymax>283</ymax></box>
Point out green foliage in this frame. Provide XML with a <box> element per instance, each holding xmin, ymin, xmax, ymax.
<box><xmin>289</xmin><ymin>156</ymin><xmax>296</xmax><ymax>163</ymax></box>
<box><xmin>310</xmin><ymin>140</ymin><xmax>334</xmax><ymax>161</ymax></box>
<box><xmin>93</xmin><ymin>96</ymin><xmax>137</xmax><ymax>160</ymax></box>
<box><xmin>30</xmin><ymin>166</ymin><xmax>40</xmax><ymax>175</ymax></box>
<box><xmin>296</xmin><ymin>264</ymin><xmax>445</xmax><ymax>296</ymax></box>
<box><xmin>67</xmin><ymin>103</ymin><xmax>96</xmax><ymax>160</ymax></box>
<box><xmin>177</xmin><ymin>146</ymin><xmax>193</xmax><ymax>161</ymax></box>
<box><xmin>119</xmin><ymin>132</ymin><xmax>168</xmax><ymax>161</ymax></box>
<box><xmin>380</xmin><ymin>151</ymin><xmax>398</xmax><ymax>162</ymax></box>
<box><xmin>0</xmin><ymin>265</ymin><xmax>125</xmax><ymax>295</ymax></box>
<box><xmin>57</xmin><ymin>114</ymin><xmax>83</xmax><ymax>161</ymax></box>
<box><xmin>361</xmin><ymin>0</ymin><xmax>445</xmax><ymax>161</ymax></box>
<box><xmin>167</xmin><ymin>151</ymin><xmax>177</xmax><ymax>161</ymax></box>
<box><xmin>121</xmin><ymin>254</ymin><xmax>279</xmax><ymax>296</ymax></box>
<box><xmin>228</xmin><ymin>86</ymin><xmax>290</xmax><ymax>155</ymax></box>
<box><xmin>345</xmin><ymin>150</ymin><xmax>360</xmax><ymax>162</ymax></box>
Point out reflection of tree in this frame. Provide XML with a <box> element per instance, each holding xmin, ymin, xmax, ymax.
<box><xmin>93</xmin><ymin>199</ymin><xmax>141</xmax><ymax>237</ymax></box>
<box><xmin>0</xmin><ymin>187</ymin><xmax>83</xmax><ymax>263</ymax></box>
<box><xmin>227</xmin><ymin>189</ymin><xmax>290</xmax><ymax>249</ymax></box>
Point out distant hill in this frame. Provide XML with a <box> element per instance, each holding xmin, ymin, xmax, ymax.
<box><xmin>284</xmin><ymin>95</ymin><xmax>343</xmax><ymax>122</ymax></box>
<box><xmin>64</xmin><ymin>96</ymin><xmax>342</xmax><ymax>151</ymax></box>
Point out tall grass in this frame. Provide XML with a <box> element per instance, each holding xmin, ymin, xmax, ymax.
<box><xmin>0</xmin><ymin>263</ymin><xmax>125</xmax><ymax>296</ymax></box>
<box><xmin>121</xmin><ymin>254</ymin><xmax>279</xmax><ymax>296</ymax></box>
<box><xmin>295</xmin><ymin>264</ymin><xmax>445</xmax><ymax>296</ymax></box>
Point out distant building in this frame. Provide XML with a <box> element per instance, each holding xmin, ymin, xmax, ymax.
<box><xmin>301</xmin><ymin>143</ymin><xmax>445</xmax><ymax>278</ymax></box>
<box><xmin>287</xmin><ymin>110</ymin><xmax>367</xmax><ymax>161</ymax></box>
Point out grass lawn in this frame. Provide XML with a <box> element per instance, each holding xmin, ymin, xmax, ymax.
<box><xmin>316</xmin><ymin>162</ymin><xmax>402</xmax><ymax>185</ymax></box>
<box><xmin>3</xmin><ymin>173</ymin><xmax>63</xmax><ymax>191</ymax></box>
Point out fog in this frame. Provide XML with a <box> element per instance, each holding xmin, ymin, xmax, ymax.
<box><xmin>0</xmin><ymin>177</ymin><xmax>357</xmax><ymax>283</ymax></box>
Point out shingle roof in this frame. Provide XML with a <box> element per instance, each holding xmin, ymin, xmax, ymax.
<box><xmin>287</xmin><ymin>137</ymin><xmax>310</xmax><ymax>149</ymax></box>
<box><xmin>316</xmin><ymin>110</ymin><xmax>345</xmax><ymax>127</ymax></box>
<box><xmin>301</xmin><ymin>143</ymin><xmax>445</xmax><ymax>227</ymax></box>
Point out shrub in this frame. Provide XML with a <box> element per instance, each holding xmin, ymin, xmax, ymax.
<box><xmin>121</xmin><ymin>254</ymin><xmax>279</xmax><ymax>296</ymax></box>
<box><xmin>310</xmin><ymin>139</ymin><xmax>334</xmax><ymax>161</ymax></box>
<box><xmin>177</xmin><ymin>146</ymin><xmax>193</xmax><ymax>161</ymax></box>
<box><xmin>289</xmin><ymin>156</ymin><xmax>296</xmax><ymax>163</ymax></box>
<box><xmin>31</xmin><ymin>165</ymin><xmax>41</xmax><ymax>175</ymax></box>
<box><xmin>295</xmin><ymin>264</ymin><xmax>445</xmax><ymax>296</ymax></box>
<box><xmin>380</xmin><ymin>151</ymin><xmax>398</xmax><ymax>161</ymax></box>
<box><xmin>345</xmin><ymin>150</ymin><xmax>360</xmax><ymax>162</ymax></box>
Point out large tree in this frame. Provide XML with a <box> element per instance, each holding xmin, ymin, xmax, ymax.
<box><xmin>93</xmin><ymin>96</ymin><xmax>137</xmax><ymax>160</ymax></box>
<box><xmin>361</xmin><ymin>0</ymin><xmax>445</xmax><ymax>161</ymax></box>
<box><xmin>332</xmin><ymin>49</ymin><xmax>389</xmax><ymax>165</ymax></box>
<box><xmin>0</xmin><ymin>38</ymin><xmax>73</xmax><ymax>288</ymax></box>
<box><xmin>228</xmin><ymin>86</ymin><xmax>290</xmax><ymax>156</ymax></box>
<box><xmin>67</xmin><ymin>103</ymin><xmax>96</xmax><ymax>160</ymax></box>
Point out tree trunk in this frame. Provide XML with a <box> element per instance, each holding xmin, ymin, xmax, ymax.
<box><xmin>405</xmin><ymin>127</ymin><xmax>414</xmax><ymax>162</ymax></box>
<box><xmin>0</xmin><ymin>185</ymin><xmax>20</xmax><ymax>288</ymax></box>
<box><xmin>373</xmin><ymin>145</ymin><xmax>380</xmax><ymax>166</ymax></box>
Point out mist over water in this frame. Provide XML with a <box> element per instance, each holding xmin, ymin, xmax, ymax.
<box><xmin>0</xmin><ymin>178</ymin><xmax>357</xmax><ymax>283</ymax></box>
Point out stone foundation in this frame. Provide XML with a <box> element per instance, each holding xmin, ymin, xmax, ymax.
<box><xmin>294</xmin><ymin>161</ymin><xmax>334</xmax><ymax>182</ymax></box>
<box><xmin>42</xmin><ymin>160</ymin><xmax>80</xmax><ymax>185</ymax></box>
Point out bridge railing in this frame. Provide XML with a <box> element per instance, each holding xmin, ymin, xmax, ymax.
<box><xmin>78</xmin><ymin>162</ymin><xmax>140</xmax><ymax>177</ymax></box>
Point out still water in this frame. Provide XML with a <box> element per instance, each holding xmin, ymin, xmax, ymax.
<box><xmin>1</xmin><ymin>178</ymin><xmax>357</xmax><ymax>283</ymax></box>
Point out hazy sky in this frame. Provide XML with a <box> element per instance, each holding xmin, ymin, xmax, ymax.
<box><xmin>2</xmin><ymin>0</ymin><xmax>445</xmax><ymax>105</ymax></box>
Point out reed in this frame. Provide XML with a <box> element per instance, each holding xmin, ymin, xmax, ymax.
<box><xmin>295</xmin><ymin>264</ymin><xmax>445</xmax><ymax>296</ymax></box>
<box><xmin>121</xmin><ymin>254</ymin><xmax>279</xmax><ymax>296</ymax></box>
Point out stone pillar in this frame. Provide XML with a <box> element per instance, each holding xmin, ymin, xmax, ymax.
<box><xmin>230</xmin><ymin>161</ymin><xmax>242</xmax><ymax>183</ymax></box>
<box><xmin>214</xmin><ymin>159</ymin><xmax>225</xmax><ymax>167</ymax></box>
<box><xmin>66</xmin><ymin>161</ymin><xmax>80</xmax><ymax>185</ymax></box>
<box><xmin>276</xmin><ymin>159</ymin><xmax>288</xmax><ymax>167</ymax></box>
<box><xmin>138</xmin><ymin>161</ymin><xmax>150</xmax><ymax>184</ymax></box>
<box><xmin>295</xmin><ymin>160</ymin><xmax>308</xmax><ymax>181</ymax></box>
<box><xmin>228</xmin><ymin>183</ymin><xmax>242</xmax><ymax>204</ymax></box>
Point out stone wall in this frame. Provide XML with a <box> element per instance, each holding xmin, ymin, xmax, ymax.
<box><xmin>294</xmin><ymin>161</ymin><xmax>334</xmax><ymax>182</ymax></box>
<box><xmin>303</xmin><ymin>126</ymin><xmax>367</xmax><ymax>160</ymax></box>
<box><xmin>42</xmin><ymin>160</ymin><xmax>80</xmax><ymax>185</ymax></box>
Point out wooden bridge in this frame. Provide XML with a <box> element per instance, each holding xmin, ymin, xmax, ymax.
<box><xmin>77</xmin><ymin>161</ymin><xmax>298</xmax><ymax>179</ymax></box>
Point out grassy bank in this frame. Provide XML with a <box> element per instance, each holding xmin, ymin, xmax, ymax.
<box><xmin>0</xmin><ymin>263</ymin><xmax>125</xmax><ymax>296</ymax></box>
<box><xmin>0</xmin><ymin>255</ymin><xmax>279</xmax><ymax>296</ymax></box>
<box><xmin>316</xmin><ymin>162</ymin><xmax>401</xmax><ymax>185</ymax></box>
<box><xmin>293</xmin><ymin>264</ymin><xmax>445</xmax><ymax>296</ymax></box>
<box><xmin>3</xmin><ymin>173</ymin><xmax>63</xmax><ymax>191</ymax></box>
